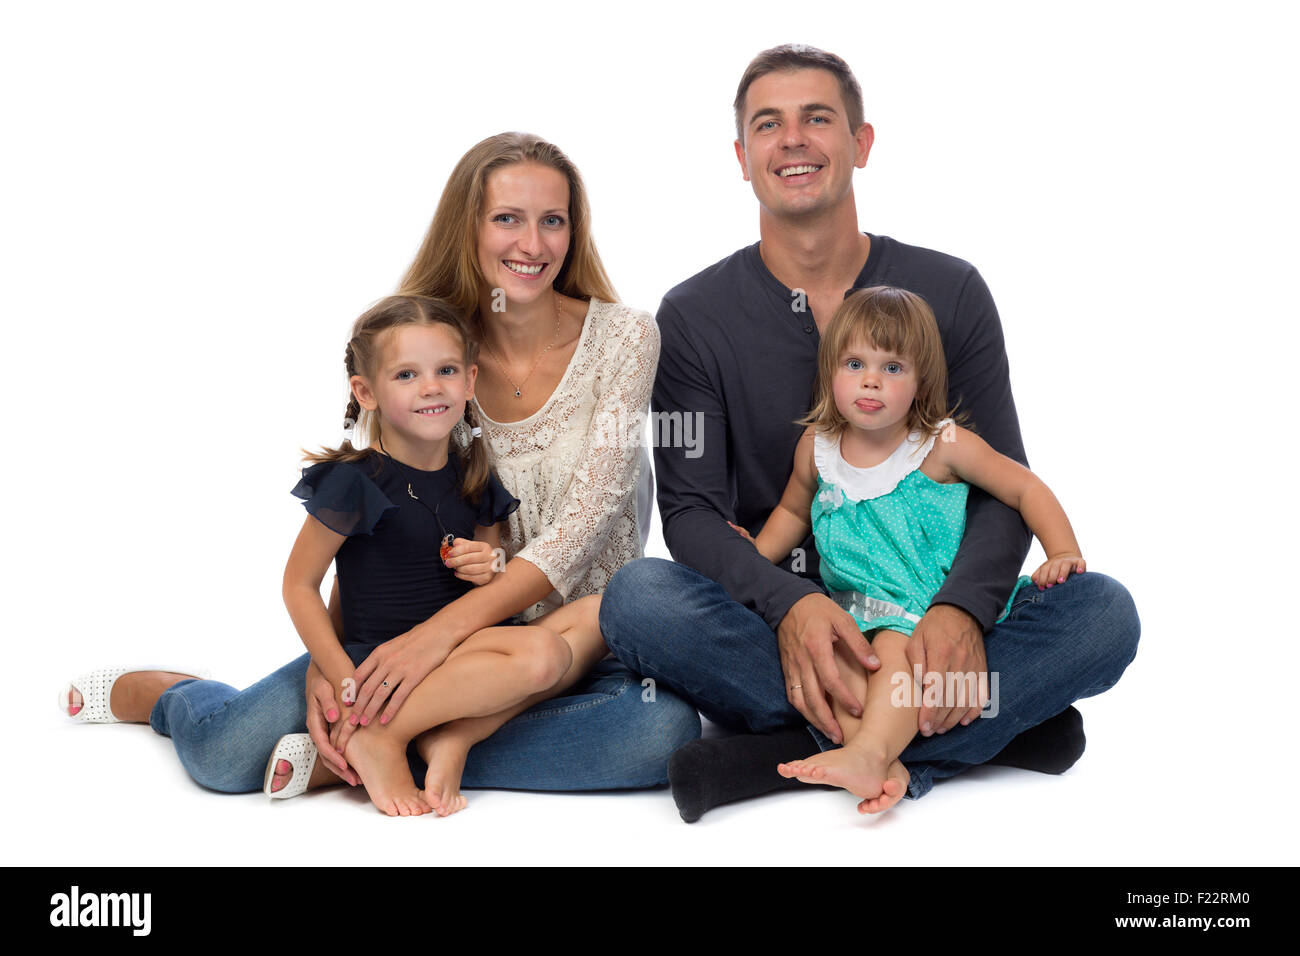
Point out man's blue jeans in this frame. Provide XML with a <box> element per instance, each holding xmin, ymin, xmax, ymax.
<box><xmin>150</xmin><ymin>655</ymin><xmax>701</xmax><ymax>793</ymax></box>
<box><xmin>598</xmin><ymin>558</ymin><xmax>1139</xmax><ymax>799</ymax></box>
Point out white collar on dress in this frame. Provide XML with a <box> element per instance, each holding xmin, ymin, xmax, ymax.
<box><xmin>813</xmin><ymin>419</ymin><xmax>952</xmax><ymax>501</ymax></box>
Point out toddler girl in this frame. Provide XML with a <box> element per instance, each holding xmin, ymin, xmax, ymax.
<box><xmin>734</xmin><ymin>286</ymin><xmax>1085</xmax><ymax>814</ymax></box>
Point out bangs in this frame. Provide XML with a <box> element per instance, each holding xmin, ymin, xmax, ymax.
<box><xmin>827</xmin><ymin>287</ymin><xmax>939</xmax><ymax>367</ymax></box>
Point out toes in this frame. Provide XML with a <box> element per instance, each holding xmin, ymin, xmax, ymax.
<box><xmin>67</xmin><ymin>688</ymin><xmax>83</xmax><ymax>716</ymax></box>
<box><xmin>269</xmin><ymin>759</ymin><xmax>292</xmax><ymax>793</ymax></box>
<box><xmin>437</xmin><ymin>794</ymin><xmax>467</xmax><ymax>817</ymax></box>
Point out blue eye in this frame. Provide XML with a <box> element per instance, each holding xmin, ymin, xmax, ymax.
<box><xmin>492</xmin><ymin>214</ymin><xmax>517</xmax><ymax>224</ymax></box>
<box><xmin>396</xmin><ymin>370</ymin><xmax>416</xmax><ymax>381</ymax></box>
<box><xmin>885</xmin><ymin>362</ymin><xmax>903</xmax><ymax>374</ymax></box>
<box><xmin>845</xmin><ymin>358</ymin><xmax>863</xmax><ymax>371</ymax></box>
<box><xmin>439</xmin><ymin>365</ymin><xmax>459</xmax><ymax>376</ymax></box>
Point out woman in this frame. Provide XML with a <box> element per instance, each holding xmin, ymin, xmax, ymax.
<box><xmin>64</xmin><ymin>133</ymin><xmax>701</xmax><ymax>799</ymax></box>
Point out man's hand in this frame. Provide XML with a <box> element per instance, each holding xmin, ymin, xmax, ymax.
<box><xmin>907</xmin><ymin>603</ymin><xmax>987</xmax><ymax>737</ymax></box>
<box><xmin>776</xmin><ymin>593</ymin><xmax>880</xmax><ymax>744</ymax></box>
<box><xmin>305</xmin><ymin>661</ymin><xmax>358</xmax><ymax>786</ymax></box>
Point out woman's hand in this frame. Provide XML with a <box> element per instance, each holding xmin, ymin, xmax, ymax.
<box><xmin>445</xmin><ymin>537</ymin><xmax>499</xmax><ymax>586</ymax></box>
<box><xmin>1032</xmin><ymin>553</ymin><xmax>1086</xmax><ymax>590</ymax></box>
<box><xmin>350</xmin><ymin>625</ymin><xmax>455</xmax><ymax>727</ymax></box>
<box><xmin>305</xmin><ymin>661</ymin><xmax>358</xmax><ymax>786</ymax></box>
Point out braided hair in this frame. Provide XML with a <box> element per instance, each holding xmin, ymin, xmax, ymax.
<box><xmin>302</xmin><ymin>295</ymin><xmax>493</xmax><ymax>504</ymax></box>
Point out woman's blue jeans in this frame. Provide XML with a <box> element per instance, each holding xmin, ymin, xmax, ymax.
<box><xmin>150</xmin><ymin>655</ymin><xmax>701</xmax><ymax>793</ymax></box>
<box><xmin>598</xmin><ymin>558</ymin><xmax>1140</xmax><ymax>799</ymax></box>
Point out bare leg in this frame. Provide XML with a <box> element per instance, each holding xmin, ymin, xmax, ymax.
<box><xmin>343</xmin><ymin>624</ymin><xmax>572</xmax><ymax>816</ymax></box>
<box><xmin>66</xmin><ymin>671</ymin><xmax>201</xmax><ymax>723</ymax></box>
<box><xmin>417</xmin><ymin>596</ymin><xmax>608</xmax><ymax>815</ymax></box>
<box><xmin>778</xmin><ymin>629</ymin><xmax>916</xmax><ymax>814</ymax></box>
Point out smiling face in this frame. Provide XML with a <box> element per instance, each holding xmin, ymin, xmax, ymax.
<box><xmin>734</xmin><ymin>68</ymin><xmax>873</xmax><ymax>221</ymax></box>
<box><xmin>831</xmin><ymin>337</ymin><xmax>919</xmax><ymax>438</ymax></box>
<box><xmin>476</xmin><ymin>161</ymin><xmax>572</xmax><ymax>306</ymax></box>
<box><xmin>352</xmin><ymin>323</ymin><xmax>476</xmax><ymax>465</ymax></box>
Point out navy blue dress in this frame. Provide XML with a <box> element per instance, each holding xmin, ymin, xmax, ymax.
<box><xmin>292</xmin><ymin>450</ymin><xmax>519</xmax><ymax>654</ymax></box>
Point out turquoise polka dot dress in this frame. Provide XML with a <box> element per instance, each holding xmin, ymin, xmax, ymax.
<box><xmin>810</xmin><ymin>419</ymin><xmax>1031</xmax><ymax>636</ymax></box>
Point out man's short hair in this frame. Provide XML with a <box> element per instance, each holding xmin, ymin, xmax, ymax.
<box><xmin>733</xmin><ymin>44</ymin><xmax>865</xmax><ymax>144</ymax></box>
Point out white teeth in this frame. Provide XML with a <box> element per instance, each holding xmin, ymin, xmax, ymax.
<box><xmin>416</xmin><ymin>407</ymin><xmax>447</xmax><ymax>415</ymax></box>
<box><xmin>779</xmin><ymin>165</ymin><xmax>822</xmax><ymax>177</ymax></box>
<box><xmin>505</xmin><ymin>261</ymin><xmax>543</xmax><ymax>275</ymax></box>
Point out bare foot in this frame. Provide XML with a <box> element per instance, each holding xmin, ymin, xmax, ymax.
<box><xmin>857</xmin><ymin>760</ymin><xmax>909</xmax><ymax>815</ymax></box>
<box><xmin>415</xmin><ymin>727</ymin><xmax>471</xmax><ymax>817</ymax></box>
<box><xmin>66</xmin><ymin>671</ymin><xmax>199</xmax><ymax>722</ymax></box>
<box><xmin>344</xmin><ymin>731</ymin><xmax>432</xmax><ymax>817</ymax></box>
<box><xmin>778</xmin><ymin>746</ymin><xmax>910</xmax><ymax>815</ymax></box>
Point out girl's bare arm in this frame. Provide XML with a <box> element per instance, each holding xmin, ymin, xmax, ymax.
<box><xmin>283</xmin><ymin>516</ymin><xmax>356</xmax><ymax>694</ymax></box>
<box><xmin>752</xmin><ymin>428</ymin><xmax>820</xmax><ymax>565</ymax></box>
<box><xmin>933</xmin><ymin>426</ymin><xmax>1084</xmax><ymax>567</ymax></box>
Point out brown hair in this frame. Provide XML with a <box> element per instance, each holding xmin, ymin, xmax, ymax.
<box><xmin>398</xmin><ymin>132</ymin><xmax>618</xmax><ymax>323</ymax></box>
<box><xmin>303</xmin><ymin>295</ymin><xmax>493</xmax><ymax>503</ymax></box>
<box><xmin>801</xmin><ymin>286</ymin><xmax>969</xmax><ymax>440</ymax></box>
<box><xmin>733</xmin><ymin>44</ymin><xmax>866</xmax><ymax>143</ymax></box>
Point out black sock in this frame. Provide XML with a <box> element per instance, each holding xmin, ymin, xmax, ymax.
<box><xmin>985</xmin><ymin>705</ymin><xmax>1086</xmax><ymax>775</ymax></box>
<box><xmin>667</xmin><ymin>727</ymin><xmax>817</xmax><ymax>823</ymax></box>
<box><xmin>669</xmin><ymin>707</ymin><xmax>1086</xmax><ymax>823</ymax></box>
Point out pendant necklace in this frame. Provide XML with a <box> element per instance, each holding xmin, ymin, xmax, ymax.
<box><xmin>484</xmin><ymin>291</ymin><xmax>563</xmax><ymax>398</ymax></box>
<box><xmin>377</xmin><ymin>438</ymin><xmax>461</xmax><ymax>562</ymax></box>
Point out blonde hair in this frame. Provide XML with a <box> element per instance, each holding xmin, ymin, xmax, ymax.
<box><xmin>801</xmin><ymin>286</ymin><xmax>969</xmax><ymax>439</ymax></box>
<box><xmin>399</xmin><ymin>132</ymin><xmax>618</xmax><ymax>322</ymax></box>
<box><xmin>304</xmin><ymin>295</ymin><xmax>493</xmax><ymax>503</ymax></box>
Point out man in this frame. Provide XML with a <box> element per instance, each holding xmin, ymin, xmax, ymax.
<box><xmin>600</xmin><ymin>44</ymin><xmax>1139</xmax><ymax>822</ymax></box>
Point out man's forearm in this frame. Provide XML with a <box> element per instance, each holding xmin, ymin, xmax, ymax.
<box><xmin>930</xmin><ymin>490</ymin><xmax>1031</xmax><ymax>630</ymax></box>
<box><xmin>665</xmin><ymin>506</ymin><xmax>820</xmax><ymax>631</ymax></box>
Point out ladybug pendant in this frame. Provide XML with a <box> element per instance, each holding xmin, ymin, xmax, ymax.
<box><xmin>440</xmin><ymin>533</ymin><xmax>456</xmax><ymax>564</ymax></box>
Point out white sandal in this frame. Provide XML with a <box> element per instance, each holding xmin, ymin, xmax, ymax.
<box><xmin>264</xmin><ymin>733</ymin><xmax>318</xmax><ymax>800</ymax></box>
<box><xmin>59</xmin><ymin>667</ymin><xmax>207</xmax><ymax>724</ymax></box>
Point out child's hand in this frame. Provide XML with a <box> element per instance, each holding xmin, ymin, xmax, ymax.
<box><xmin>305</xmin><ymin>664</ymin><xmax>358</xmax><ymax>785</ymax></box>
<box><xmin>728</xmin><ymin>521</ymin><xmax>756</xmax><ymax>546</ymax></box>
<box><xmin>444</xmin><ymin>537</ymin><xmax>499</xmax><ymax>586</ymax></box>
<box><xmin>1032</xmin><ymin>553</ymin><xmax>1086</xmax><ymax>590</ymax></box>
<box><xmin>330</xmin><ymin>701</ymin><xmax>362</xmax><ymax>756</ymax></box>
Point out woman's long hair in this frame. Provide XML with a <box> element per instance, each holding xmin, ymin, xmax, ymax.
<box><xmin>398</xmin><ymin>132</ymin><xmax>618</xmax><ymax>321</ymax></box>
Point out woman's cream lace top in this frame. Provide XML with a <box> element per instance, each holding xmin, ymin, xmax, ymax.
<box><xmin>472</xmin><ymin>299</ymin><xmax>659</xmax><ymax>621</ymax></box>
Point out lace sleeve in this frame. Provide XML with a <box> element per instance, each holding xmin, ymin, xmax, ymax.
<box><xmin>513</xmin><ymin>307</ymin><xmax>659</xmax><ymax>599</ymax></box>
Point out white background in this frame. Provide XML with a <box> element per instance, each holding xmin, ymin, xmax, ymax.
<box><xmin>5</xmin><ymin>0</ymin><xmax>1297</xmax><ymax>866</ymax></box>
